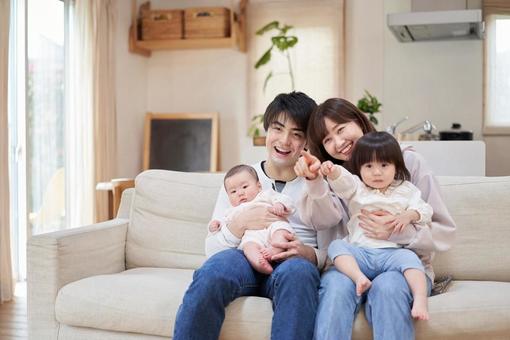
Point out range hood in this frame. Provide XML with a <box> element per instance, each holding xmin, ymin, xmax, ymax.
<box><xmin>388</xmin><ymin>9</ymin><xmax>483</xmax><ymax>42</ymax></box>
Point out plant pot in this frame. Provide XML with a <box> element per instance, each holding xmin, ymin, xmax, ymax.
<box><xmin>252</xmin><ymin>136</ymin><xmax>266</xmax><ymax>146</ymax></box>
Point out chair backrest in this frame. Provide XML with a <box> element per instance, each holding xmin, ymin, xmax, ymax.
<box><xmin>125</xmin><ymin>169</ymin><xmax>223</xmax><ymax>270</ymax></box>
<box><xmin>433</xmin><ymin>176</ymin><xmax>510</xmax><ymax>282</ymax></box>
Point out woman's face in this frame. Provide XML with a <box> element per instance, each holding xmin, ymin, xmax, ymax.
<box><xmin>322</xmin><ymin>117</ymin><xmax>364</xmax><ymax>161</ymax></box>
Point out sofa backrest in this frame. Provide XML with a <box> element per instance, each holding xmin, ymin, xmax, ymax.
<box><xmin>433</xmin><ymin>176</ymin><xmax>510</xmax><ymax>282</ymax></box>
<box><xmin>125</xmin><ymin>170</ymin><xmax>510</xmax><ymax>282</ymax></box>
<box><xmin>126</xmin><ymin>170</ymin><xmax>223</xmax><ymax>270</ymax></box>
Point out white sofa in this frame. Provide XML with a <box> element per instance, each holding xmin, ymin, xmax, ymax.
<box><xmin>28</xmin><ymin>170</ymin><xmax>510</xmax><ymax>339</ymax></box>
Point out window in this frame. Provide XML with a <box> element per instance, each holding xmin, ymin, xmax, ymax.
<box><xmin>8</xmin><ymin>0</ymin><xmax>68</xmax><ymax>280</ymax></box>
<box><xmin>248</xmin><ymin>0</ymin><xmax>344</xmax><ymax>123</ymax></box>
<box><xmin>484</xmin><ymin>13</ymin><xmax>510</xmax><ymax>133</ymax></box>
<box><xmin>26</xmin><ymin>0</ymin><xmax>67</xmax><ymax>235</ymax></box>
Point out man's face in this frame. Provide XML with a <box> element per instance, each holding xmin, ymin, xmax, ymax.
<box><xmin>265</xmin><ymin>113</ymin><xmax>307</xmax><ymax>169</ymax></box>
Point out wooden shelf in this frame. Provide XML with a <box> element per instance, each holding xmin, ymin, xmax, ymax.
<box><xmin>129</xmin><ymin>0</ymin><xmax>247</xmax><ymax>56</ymax></box>
<box><xmin>136</xmin><ymin>37</ymin><xmax>236</xmax><ymax>50</ymax></box>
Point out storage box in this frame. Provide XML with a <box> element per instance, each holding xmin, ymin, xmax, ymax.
<box><xmin>142</xmin><ymin>9</ymin><xmax>183</xmax><ymax>40</ymax></box>
<box><xmin>184</xmin><ymin>7</ymin><xmax>231</xmax><ymax>39</ymax></box>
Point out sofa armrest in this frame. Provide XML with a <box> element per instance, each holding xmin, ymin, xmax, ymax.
<box><xmin>28</xmin><ymin>218</ymin><xmax>129</xmax><ymax>339</ymax></box>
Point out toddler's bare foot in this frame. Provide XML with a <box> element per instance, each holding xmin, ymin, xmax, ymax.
<box><xmin>355</xmin><ymin>275</ymin><xmax>372</xmax><ymax>296</ymax></box>
<box><xmin>251</xmin><ymin>252</ymin><xmax>273</xmax><ymax>275</ymax></box>
<box><xmin>411</xmin><ymin>295</ymin><xmax>429</xmax><ymax>320</ymax></box>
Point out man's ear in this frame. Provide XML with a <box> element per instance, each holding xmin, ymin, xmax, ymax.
<box><xmin>257</xmin><ymin>182</ymin><xmax>262</xmax><ymax>190</ymax></box>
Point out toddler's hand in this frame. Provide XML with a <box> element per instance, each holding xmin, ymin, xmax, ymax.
<box><xmin>208</xmin><ymin>220</ymin><xmax>221</xmax><ymax>233</ymax></box>
<box><xmin>393</xmin><ymin>210</ymin><xmax>419</xmax><ymax>233</ymax></box>
<box><xmin>269</xmin><ymin>202</ymin><xmax>287</xmax><ymax>217</ymax></box>
<box><xmin>320</xmin><ymin>161</ymin><xmax>340</xmax><ymax>180</ymax></box>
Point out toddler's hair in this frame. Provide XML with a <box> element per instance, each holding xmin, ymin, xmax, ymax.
<box><xmin>224</xmin><ymin>164</ymin><xmax>260</xmax><ymax>188</ymax></box>
<box><xmin>348</xmin><ymin>131</ymin><xmax>410</xmax><ymax>182</ymax></box>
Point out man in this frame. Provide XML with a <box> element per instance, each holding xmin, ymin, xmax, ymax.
<box><xmin>173</xmin><ymin>92</ymin><xmax>342</xmax><ymax>340</ymax></box>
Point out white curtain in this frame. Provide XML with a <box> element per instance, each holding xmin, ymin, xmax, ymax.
<box><xmin>67</xmin><ymin>0</ymin><xmax>117</xmax><ymax>226</ymax></box>
<box><xmin>0</xmin><ymin>0</ymin><xmax>14</xmax><ymax>303</ymax></box>
<box><xmin>248</xmin><ymin>0</ymin><xmax>345</xmax><ymax>120</ymax></box>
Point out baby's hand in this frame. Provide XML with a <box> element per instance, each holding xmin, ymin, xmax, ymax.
<box><xmin>320</xmin><ymin>161</ymin><xmax>340</xmax><ymax>180</ymax></box>
<box><xmin>208</xmin><ymin>220</ymin><xmax>221</xmax><ymax>233</ymax></box>
<box><xmin>269</xmin><ymin>202</ymin><xmax>287</xmax><ymax>217</ymax></box>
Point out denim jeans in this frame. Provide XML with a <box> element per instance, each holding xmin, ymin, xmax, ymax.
<box><xmin>173</xmin><ymin>248</ymin><xmax>320</xmax><ymax>340</ymax></box>
<box><xmin>314</xmin><ymin>265</ymin><xmax>432</xmax><ymax>340</ymax></box>
<box><xmin>328</xmin><ymin>239</ymin><xmax>425</xmax><ymax>279</ymax></box>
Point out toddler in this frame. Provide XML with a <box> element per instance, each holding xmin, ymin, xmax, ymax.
<box><xmin>321</xmin><ymin>131</ymin><xmax>432</xmax><ymax>320</ymax></box>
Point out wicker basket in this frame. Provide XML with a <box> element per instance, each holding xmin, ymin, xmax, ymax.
<box><xmin>184</xmin><ymin>7</ymin><xmax>231</xmax><ymax>39</ymax></box>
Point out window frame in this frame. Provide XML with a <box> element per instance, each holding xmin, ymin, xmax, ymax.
<box><xmin>483</xmin><ymin>9</ymin><xmax>510</xmax><ymax>135</ymax></box>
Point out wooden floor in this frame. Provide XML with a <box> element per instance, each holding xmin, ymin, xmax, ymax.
<box><xmin>0</xmin><ymin>282</ymin><xmax>27</xmax><ymax>339</ymax></box>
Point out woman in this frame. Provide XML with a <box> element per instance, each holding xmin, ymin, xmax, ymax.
<box><xmin>295</xmin><ymin>98</ymin><xmax>456</xmax><ymax>339</ymax></box>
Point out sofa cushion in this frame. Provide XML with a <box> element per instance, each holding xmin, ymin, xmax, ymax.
<box><xmin>55</xmin><ymin>267</ymin><xmax>272</xmax><ymax>338</ymax></box>
<box><xmin>126</xmin><ymin>170</ymin><xmax>224</xmax><ymax>270</ymax></box>
<box><xmin>434</xmin><ymin>176</ymin><xmax>510</xmax><ymax>282</ymax></box>
<box><xmin>352</xmin><ymin>280</ymin><xmax>510</xmax><ymax>340</ymax></box>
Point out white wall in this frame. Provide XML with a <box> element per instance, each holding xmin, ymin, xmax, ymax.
<box><xmin>382</xmin><ymin>0</ymin><xmax>483</xmax><ymax>139</ymax></box>
<box><xmin>116</xmin><ymin>0</ymin><xmax>508</xmax><ymax>177</ymax></box>
<box><xmin>344</xmin><ymin>0</ymin><xmax>384</xmax><ymax>103</ymax></box>
<box><xmin>115</xmin><ymin>0</ymin><xmax>148</xmax><ymax>178</ymax></box>
<box><xmin>146</xmin><ymin>50</ymin><xmax>248</xmax><ymax>172</ymax></box>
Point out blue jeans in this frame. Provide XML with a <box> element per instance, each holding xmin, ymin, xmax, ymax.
<box><xmin>315</xmin><ymin>241</ymin><xmax>432</xmax><ymax>340</ymax></box>
<box><xmin>328</xmin><ymin>239</ymin><xmax>425</xmax><ymax>278</ymax></box>
<box><xmin>173</xmin><ymin>248</ymin><xmax>320</xmax><ymax>340</ymax></box>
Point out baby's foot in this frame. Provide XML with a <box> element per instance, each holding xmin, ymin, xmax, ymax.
<box><xmin>355</xmin><ymin>275</ymin><xmax>372</xmax><ymax>296</ymax></box>
<box><xmin>411</xmin><ymin>296</ymin><xmax>429</xmax><ymax>320</ymax></box>
<box><xmin>251</xmin><ymin>252</ymin><xmax>273</xmax><ymax>275</ymax></box>
<box><xmin>260</xmin><ymin>247</ymin><xmax>274</xmax><ymax>261</ymax></box>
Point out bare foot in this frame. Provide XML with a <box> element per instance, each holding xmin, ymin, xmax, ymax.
<box><xmin>355</xmin><ymin>275</ymin><xmax>372</xmax><ymax>296</ymax></box>
<box><xmin>250</xmin><ymin>252</ymin><xmax>273</xmax><ymax>275</ymax></box>
<box><xmin>411</xmin><ymin>295</ymin><xmax>430</xmax><ymax>320</ymax></box>
<box><xmin>260</xmin><ymin>247</ymin><xmax>274</xmax><ymax>261</ymax></box>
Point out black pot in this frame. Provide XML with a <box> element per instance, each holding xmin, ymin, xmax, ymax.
<box><xmin>439</xmin><ymin>123</ymin><xmax>473</xmax><ymax>141</ymax></box>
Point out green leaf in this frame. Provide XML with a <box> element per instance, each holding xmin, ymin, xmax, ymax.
<box><xmin>369</xmin><ymin>114</ymin><xmax>378</xmax><ymax>126</ymax></box>
<box><xmin>287</xmin><ymin>36</ymin><xmax>298</xmax><ymax>48</ymax></box>
<box><xmin>255</xmin><ymin>47</ymin><xmax>273</xmax><ymax>69</ymax></box>
<box><xmin>280</xmin><ymin>24</ymin><xmax>293</xmax><ymax>35</ymax></box>
<box><xmin>272</xmin><ymin>36</ymin><xmax>287</xmax><ymax>51</ymax></box>
<box><xmin>262</xmin><ymin>71</ymin><xmax>273</xmax><ymax>93</ymax></box>
<box><xmin>256</xmin><ymin>21</ymin><xmax>279</xmax><ymax>35</ymax></box>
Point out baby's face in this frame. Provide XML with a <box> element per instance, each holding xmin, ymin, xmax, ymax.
<box><xmin>225</xmin><ymin>171</ymin><xmax>261</xmax><ymax>207</ymax></box>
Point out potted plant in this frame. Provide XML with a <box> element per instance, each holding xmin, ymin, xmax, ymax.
<box><xmin>249</xmin><ymin>21</ymin><xmax>298</xmax><ymax>146</ymax></box>
<box><xmin>357</xmin><ymin>90</ymin><xmax>382</xmax><ymax>126</ymax></box>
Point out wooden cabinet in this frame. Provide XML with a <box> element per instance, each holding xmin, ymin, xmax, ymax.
<box><xmin>129</xmin><ymin>0</ymin><xmax>247</xmax><ymax>57</ymax></box>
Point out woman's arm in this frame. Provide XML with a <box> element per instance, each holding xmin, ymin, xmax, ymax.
<box><xmin>294</xmin><ymin>151</ymin><xmax>343</xmax><ymax>231</ymax></box>
<box><xmin>296</xmin><ymin>175</ymin><xmax>343</xmax><ymax>231</ymax></box>
<box><xmin>389</xmin><ymin>151</ymin><xmax>456</xmax><ymax>251</ymax></box>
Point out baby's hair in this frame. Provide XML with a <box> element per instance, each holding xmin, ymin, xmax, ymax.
<box><xmin>348</xmin><ymin>131</ymin><xmax>410</xmax><ymax>182</ymax></box>
<box><xmin>224</xmin><ymin>164</ymin><xmax>260</xmax><ymax>188</ymax></box>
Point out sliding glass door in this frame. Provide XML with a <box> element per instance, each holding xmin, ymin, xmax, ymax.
<box><xmin>8</xmin><ymin>0</ymin><xmax>68</xmax><ymax>281</ymax></box>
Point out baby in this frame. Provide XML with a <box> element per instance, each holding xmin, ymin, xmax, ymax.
<box><xmin>209</xmin><ymin>164</ymin><xmax>295</xmax><ymax>274</ymax></box>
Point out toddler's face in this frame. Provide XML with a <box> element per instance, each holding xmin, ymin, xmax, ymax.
<box><xmin>225</xmin><ymin>171</ymin><xmax>262</xmax><ymax>207</ymax></box>
<box><xmin>360</xmin><ymin>161</ymin><xmax>396</xmax><ymax>191</ymax></box>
